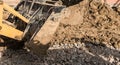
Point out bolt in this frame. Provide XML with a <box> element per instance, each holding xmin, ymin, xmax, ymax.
<box><xmin>15</xmin><ymin>36</ymin><xmax>22</xmax><ymax>40</ymax></box>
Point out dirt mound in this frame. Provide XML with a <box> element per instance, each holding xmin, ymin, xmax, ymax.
<box><xmin>51</xmin><ymin>0</ymin><xmax>120</xmax><ymax>50</ymax></box>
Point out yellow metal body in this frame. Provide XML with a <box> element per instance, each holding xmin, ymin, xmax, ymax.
<box><xmin>0</xmin><ymin>1</ymin><xmax>29</xmax><ymax>40</ymax></box>
<box><xmin>3</xmin><ymin>3</ymin><xmax>29</xmax><ymax>23</ymax></box>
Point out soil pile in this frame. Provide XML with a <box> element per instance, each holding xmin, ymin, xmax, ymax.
<box><xmin>51</xmin><ymin>0</ymin><xmax>120</xmax><ymax>50</ymax></box>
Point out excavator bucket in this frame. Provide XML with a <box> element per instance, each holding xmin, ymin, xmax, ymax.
<box><xmin>0</xmin><ymin>0</ymin><xmax>65</xmax><ymax>56</ymax></box>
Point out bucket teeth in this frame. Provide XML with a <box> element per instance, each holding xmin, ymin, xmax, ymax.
<box><xmin>26</xmin><ymin>41</ymin><xmax>50</xmax><ymax>56</ymax></box>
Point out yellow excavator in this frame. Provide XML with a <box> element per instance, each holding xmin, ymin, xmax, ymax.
<box><xmin>0</xmin><ymin>0</ymin><xmax>67</xmax><ymax>56</ymax></box>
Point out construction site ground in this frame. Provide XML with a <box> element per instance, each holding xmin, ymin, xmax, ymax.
<box><xmin>0</xmin><ymin>0</ymin><xmax>120</xmax><ymax>65</ymax></box>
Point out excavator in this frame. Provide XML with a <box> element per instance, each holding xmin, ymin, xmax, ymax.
<box><xmin>0</xmin><ymin>0</ymin><xmax>67</xmax><ymax>56</ymax></box>
<box><xmin>0</xmin><ymin>0</ymin><xmax>119</xmax><ymax>56</ymax></box>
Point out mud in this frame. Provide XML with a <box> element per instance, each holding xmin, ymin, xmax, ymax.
<box><xmin>51</xmin><ymin>0</ymin><xmax>120</xmax><ymax>49</ymax></box>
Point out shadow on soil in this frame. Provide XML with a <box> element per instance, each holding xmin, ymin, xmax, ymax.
<box><xmin>0</xmin><ymin>37</ymin><xmax>120</xmax><ymax>65</ymax></box>
<box><xmin>61</xmin><ymin>0</ymin><xmax>83</xmax><ymax>6</ymax></box>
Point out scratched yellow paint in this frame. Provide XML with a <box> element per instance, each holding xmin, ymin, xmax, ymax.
<box><xmin>0</xmin><ymin>2</ymin><xmax>23</xmax><ymax>40</ymax></box>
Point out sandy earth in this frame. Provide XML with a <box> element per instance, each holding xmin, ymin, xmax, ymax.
<box><xmin>52</xmin><ymin>0</ymin><xmax>120</xmax><ymax>49</ymax></box>
<box><xmin>0</xmin><ymin>0</ymin><xmax>120</xmax><ymax>65</ymax></box>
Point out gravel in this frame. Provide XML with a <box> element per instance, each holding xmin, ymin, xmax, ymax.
<box><xmin>0</xmin><ymin>42</ymin><xmax>119</xmax><ymax>65</ymax></box>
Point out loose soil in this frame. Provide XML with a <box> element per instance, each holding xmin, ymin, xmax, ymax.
<box><xmin>51</xmin><ymin>0</ymin><xmax>120</xmax><ymax>50</ymax></box>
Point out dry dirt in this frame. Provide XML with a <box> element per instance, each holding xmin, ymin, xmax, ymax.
<box><xmin>52</xmin><ymin>0</ymin><xmax>120</xmax><ymax>49</ymax></box>
<box><xmin>0</xmin><ymin>0</ymin><xmax>120</xmax><ymax>65</ymax></box>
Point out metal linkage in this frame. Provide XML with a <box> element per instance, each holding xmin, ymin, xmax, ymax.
<box><xmin>3</xmin><ymin>0</ymin><xmax>64</xmax><ymax>43</ymax></box>
<box><xmin>0</xmin><ymin>1</ymin><xmax>27</xmax><ymax>40</ymax></box>
<box><xmin>13</xmin><ymin>0</ymin><xmax>59</xmax><ymax>42</ymax></box>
